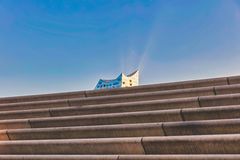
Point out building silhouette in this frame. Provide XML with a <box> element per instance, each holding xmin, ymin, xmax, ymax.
<box><xmin>95</xmin><ymin>70</ymin><xmax>139</xmax><ymax>90</ymax></box>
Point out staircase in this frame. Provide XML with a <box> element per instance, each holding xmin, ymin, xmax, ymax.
<box><xmin>0</xmin><ymin>75</ymin><xmax>240</xmax><ymax>159</ymax></box>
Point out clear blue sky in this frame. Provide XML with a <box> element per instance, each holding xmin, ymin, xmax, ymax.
<box><xmin>0</xmin><ymin>0</ymin><xmax>240</xmax><ymax>97</ymax></box>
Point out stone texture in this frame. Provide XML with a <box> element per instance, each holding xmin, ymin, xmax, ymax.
<box><xmin>142</xmin><ymin>134</ymin><xmax>240</xmax><ymax>154</ymax></box>
<box><xmin>0</xmin><ymin>119</ymin><xmax>31</xmax><ymax>130</ymax></box>
<box><xmin>0</xmin><ymin>155</ymin><xmax>117</xmax><ymax>160</ymax></box>
<box><xmin>86</xmin><ymin>76</ymin><xmax>227</xmax><ymax>97</ymax></box>
<box><xmin>163</xmin><ymin>119</ymin><xmax>240</xmax><ymax>136</ymax></box>
<box><xmin>199</xmin><ymin>94</ymin><xmax>240</xmax><ymax>107</ymax></box>
<box><xmin>0</xmin><ymin>91</ymin><xmax>86</xmax><ymax>104</ymax></box>
<box><xmin>0</xmin><ymin>75</ymin><xmax>239</xmax><ymax>158</ymax></box>
<box><xmin>0</xmin><ymin>155</ymin><xmax>239</xmax><ymax>160</ymax></box>
<box><xmin>50</xmin><ymin>97</ymin><xmax>198</xmax><ymax>117</ymax></box>
<box><xmin>228</xmin><ymin>75</ymin><xmax>240</xmax><ymax>85</ymax></box>
<box><xmin>182</xmin><ymin>105</ymin><xmax>240</xmax><ymax>121</ymax></box>
<box><xmin>0</xmin><ymin>109</ymin><xmax>51</xmax><ymax>120</ymax></box>
<box><xmin>0</xmin><ymin>138</ymin><xmax>145</xmax><ymax>155</ymax></box>
<box><xmin>8</xmin><ymin>123</ymin><xmax>164</xmax><ymax>140</ymax></box>
<box><xmin>119</xmin><ymin>155</ymin><xmax>240</xmax><ymax>160</ymax></box>
<box><xmin>29</xmin><ymin>109</ymin><xmax>182</xmax><ymax>128</ymax></box>
<box><xmin>0</xmin><ymin>100</ymin><xmax>69</xmax><ymax>112</ymax></box>
<box><xmin>69</xmin><ymin>87</ymin><xmax>214</xmax><ymax>106</ymax></box>
<box><xmin>0</xmin><ymin>130</ymin><xmax>9</xmax><ymax>140</ymax></box>
<box><xmin>215</xmin><ymin>84</ymin><xmax>240</xmax><ymax>95</ymax></box>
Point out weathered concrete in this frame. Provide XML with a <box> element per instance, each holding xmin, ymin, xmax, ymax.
<box><xmin>0</xmin><ymin>108</ymin><xmax>51</xmax><ymax>120</ymax></box>
<box><xmin>2</xmin><ymin>85</ymin><xmax>240</xmax><ymax>113</ymax></box>
<box><xmin>199</xmin><ymin>94</ymin><xmax>240</xmax><ymax>107</ymax></box>
<box><xmin>0</xmin><ymin>75</ymin><xmax>231</xmax><ymax>105</ymax></box>
<box><xmin>29</xmin><ymin>109</ymin><xmax>182</xmax><ymax>128</ymax></box>
<box><xmin>0</xmin><ymin>138</ymin><xmax>145</xmax><ymax>155</ymax></box>
<box><xmin>2</xmin><ymin>104</ymin><xmax>240</xmax><ymax>130</ymax></box>
<box><xmin>163</xmin><ymin>119</ymin><xmax>240</xmax><ymax>136</ymax></box>
<box><xmin>0</xmin><ymin>155</ymin><xmax>118</xmax><ymax>160</ymax></box>
<box><xmin>0</xmin><ymin>97</ymin><xmax>199</xmax><ymax>121</ymax></box>
<box><xmin>3</xmin><ymin>92</ymin><xmax>240</xmax><ymax>120</ymax></box>
<box><xmin>86</xmin><ymin>76</ymin><xmax>228</xmax><ymax>97</ymax></box>
<box><xmin>0</xmin><ymin>155</ymin><xmax>240</xmax><ymax>160</ymax></box>
<box><xmin>215</xmin><ymin>84</ymin><xmax>240</xmax><ymax>95</ymax></box>
<box><xmin>0</xmin><ymin>100</ymin><xmax>68</xmax><ymax>112</ymax></box>
<box><xmin>1</xmin><ymin>135</ymin><xmax>240</xmax><ymax>154</ymax></box>
<box><xmin>6</xmin><ymin>118</ymin><xmax>240</xmax><ymax>140</ymax></box>
<box><xmin>51</xmin><ymin>97</ymin><xmax>199</xmax><ymax>117</ymax></box>
<box><xmin>142</xmin><ymin>134</ymin><xmax>240</xmax><ymax>154</ymax></box>
<box><xmin>0</xmin><ymin>119</ymin><xmax>31</xmax><ymax>130</ymax></box>
<box><xmin>7</xmin><ymin>123</ymin><xmax>163</xmax><ymax>140</ymax></box>
<box><xmin>69</xmin><ymin>87</ymin><xmax>215</xmax><ymax>106</ymax></box>
<box><xmin>182</xmin><ymin>105</ymin><xmax>240</xmax><ymax>121</ymax></box>
<box><xmin>0</xmin><ymin>155</ymin><xmax>108</xmax><ymax>160</ymax></box>
<box><xmin>0</xmin><ymin>91</ymin><xmax>86</xmax><ymax>104</ymax></box>
<box><xmin>0</xmin><ymin>75</ymin><xmax>239</xmax><ymax>158</ymax></box>
<box><xmin>0</xmin><ymin>130</ymin><xmax>9</xmax><ymax>140</ymax></box>
<box><xmin>119</xmin><ymin>155</ymin><xmax>240</xmax><ymax>160</ymax></box>
<box><xmin>228</xmin><ymin>75</ymin><xmax>240</xmax><ymax>85</ymax></box>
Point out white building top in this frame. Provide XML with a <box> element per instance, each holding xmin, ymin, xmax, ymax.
<box><xmin>95</xmin><ymin>70</ymin><xmax>139</xmax><ymax>90</ymax></box>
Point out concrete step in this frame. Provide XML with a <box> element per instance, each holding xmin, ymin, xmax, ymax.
<box><xmin>1</xmin><ymin>85</ymin><xmax>240</xmax><ymax>113</ymax></box>
<box><xmin>69</xmin><ymin>84</ymin><xmax>240</xmax><ymax>107</ymax></box>
<box><xmin>0</xmin><ymin>76</ymin><xmax>240</xmax><ymax>157</ymax></box>
<box><xmin>0</xmin><ymin>99</ymin><xmax>68</xmax><ymax>112</ymax></box>
<box><xmin>0</xmin><ymin>155</ymin><xmax>239</xmax><ymax>160</ymax></box>
<box><xmin>0</xmin><ymin>96</ymin><xmax>200</xmax><ymax>120</ymax></box>
<box><xmin>2</xmin><ymin>91</ymin><xmax>240</xmax><ymax>121</ymax></box>
<box><xmin>1</xmin><ymin>81</ymin><xmax>240</xmax><ymax>113</ymax></box>
<box><xmin>1</xmin><ymin>105</ymin><xmax>240</xmax><ymax>130</ymax></box>
<box><xmin>0</xmin><ymin>87</ymin><xmax>211</xmax><ymax>112</ymax></box>
<box><xmin>1</xmin><ymin>75</ymin><xmax>238</xmax><ymax>104</ymax></box>
<box><xmin>0</xmin><ymin>134</ymin><xmax>240</xmax><ymax>154</ymax></box>
<box><xmin>0</xmin><ymin>119</ymin><xmax>239</xmax><ymax>140</ymax></box>
<box><xmin>86</xmin><ymin>75</ymin><xmax>240</xmax><ymax>97</ymax></box>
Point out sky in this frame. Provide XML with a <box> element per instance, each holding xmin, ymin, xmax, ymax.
<box><xmin>0</xmin><ymin>0</ymin><xmax>240</xmax><ymax>97</ymax></box>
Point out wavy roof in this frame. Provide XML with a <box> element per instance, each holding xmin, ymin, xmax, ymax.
<box><xmin>99</xmin><ymin>70</ymin><xmax>139</xmax><ymax>83</ymax></box>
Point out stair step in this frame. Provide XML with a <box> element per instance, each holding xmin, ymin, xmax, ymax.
<box><xmin>1</xmin><ymin>90</ymin><xmax>240</xmax><ymax>116</ymax></box>
<box><xmin>0</xmin><ymin>97</ymin><xmax>200</xmax><ymax>120</ymax></box>
<box><xmin>1</xmin><ymin>94</ymin><xmax>240</xmax><ymax>121</ymax></box>
<box><xmin>0</xmin><ymin>75</ymin><xmax>240</xmax><ymax>157</ymax></box>
<box><xmin>0</xmin><ymin>119</ymin><xmax>239</xmax><ymax>140</ymax></box>
<box><xmin>0</xmin><ymin>155</ymin><xmax>239</xmax><ymax>160</ymax></box>
<box><xmin>1</xmin><ymin>105</ymin><xmax>240</xmax><ymax>130</ymax></box>
<box><xmin>0</xmin><ymin>134</ymin><xmax>240</xmax><ymax>154</ymax></box>
<box><xmin>1</xmin><ymin>75</ymin><xmax>237</xmax><ymax>104</ymax></box>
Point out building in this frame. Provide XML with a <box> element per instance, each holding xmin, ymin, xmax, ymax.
<box><xmin>95</xmin><ymin>70</ymin><xmax>139</xmax><ymax>90</ymax></box>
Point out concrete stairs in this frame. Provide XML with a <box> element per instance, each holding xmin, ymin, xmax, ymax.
<box><xmin>0</xmin><ymin>75</ymin><xmax>240</xmax><ymax>159</ymax></box>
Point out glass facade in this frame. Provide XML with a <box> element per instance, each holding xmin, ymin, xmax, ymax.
<box><xmin>95</xmin><ymin>70</ymin><xmax>139</xmax><ymax>90</ymax></box>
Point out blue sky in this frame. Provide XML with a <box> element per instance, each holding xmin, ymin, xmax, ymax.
<box><xmin>0</xmin><ymin>0</ymin><xmax>240</xmax><ymax>97</ymax></box>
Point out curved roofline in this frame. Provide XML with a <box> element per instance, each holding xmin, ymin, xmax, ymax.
<box><xmin>98</xmin><ymin>70</ymin><xmax>139</xmax><ymax>82</ymax></box>
<box><xmin>126</xmin><ymin>70</ymin><xmax>139</xmax><ymax>77</ymax></box>
<box><xmin>98</xmin><ymin>74</ymin><xmax>120</xmax><ymax>82</ymax></box>
<box><xmin>99</xmin><ymin>78</ymin><xmax>116</xmax><ymax>82</ymax></box>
